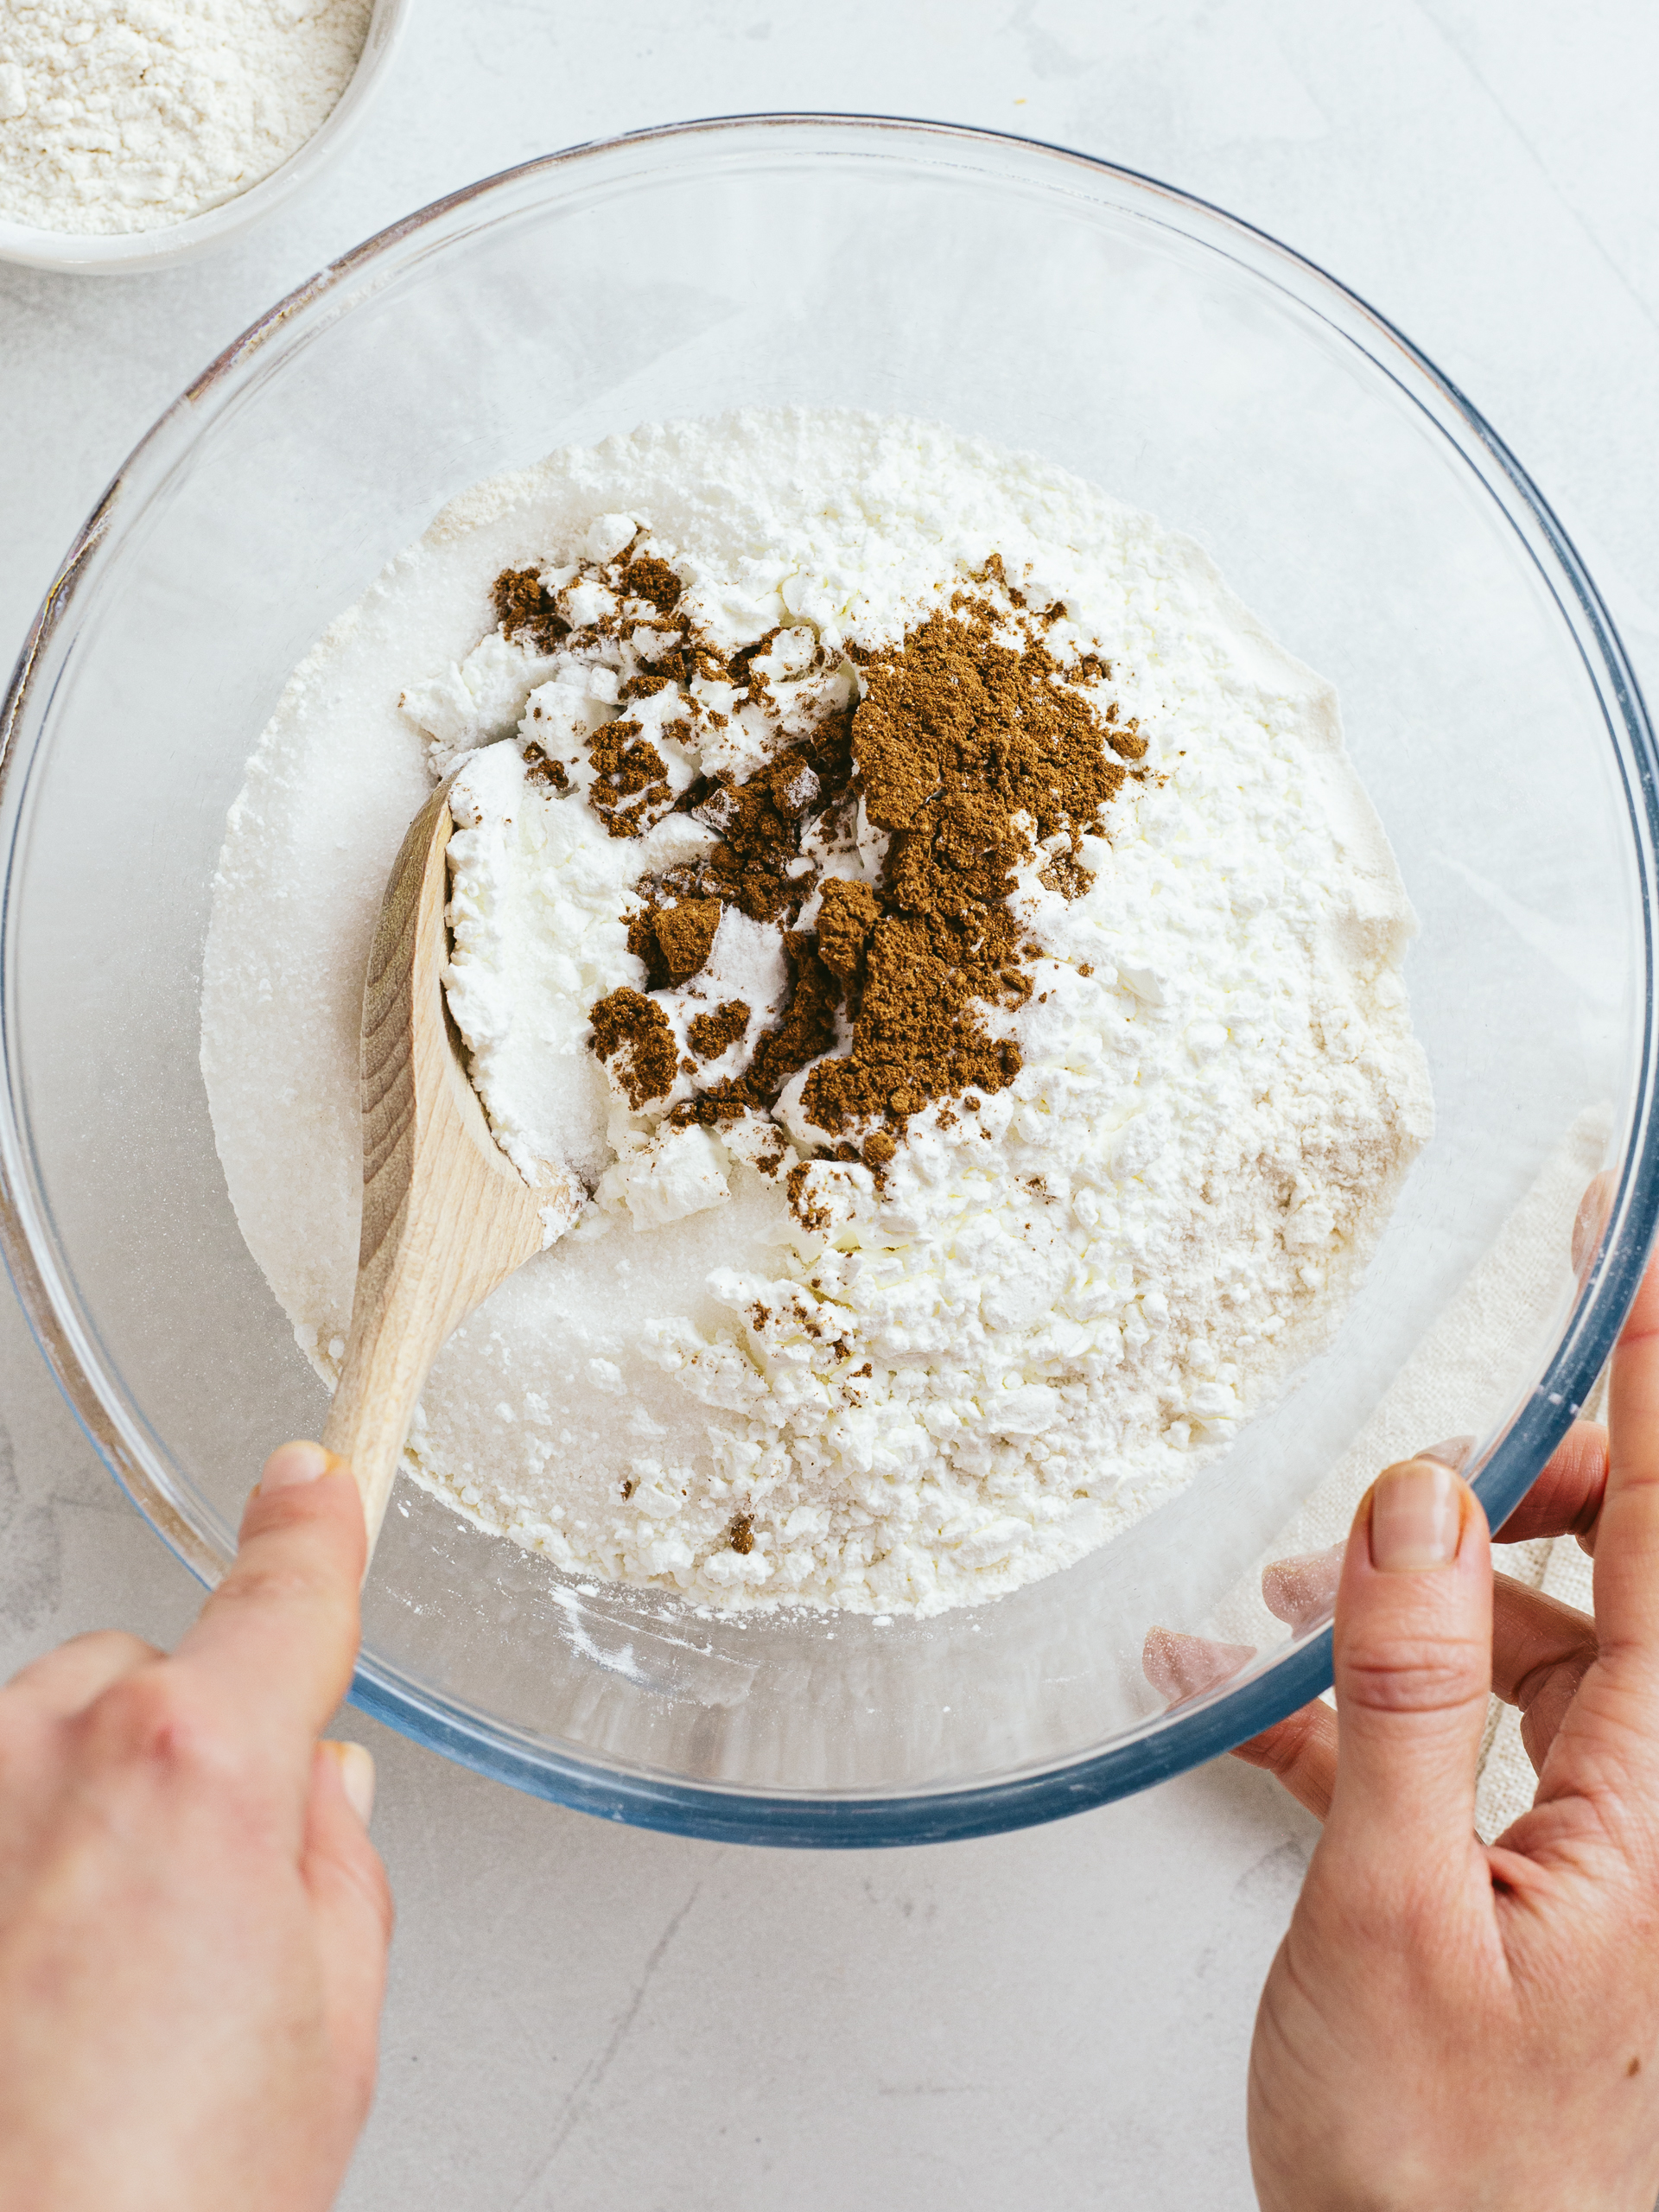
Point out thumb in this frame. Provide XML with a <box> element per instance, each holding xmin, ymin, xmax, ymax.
<box><xmin>1322</xmin><ymin>1459</ymin><xmax>1492</xmax><ymax>1884</ymax></box>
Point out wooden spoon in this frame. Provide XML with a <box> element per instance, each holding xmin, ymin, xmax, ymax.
<box><xmin>321</xmin><ymin>783</ymin><xmax>579</xmax><ymax>1554</ymax></box>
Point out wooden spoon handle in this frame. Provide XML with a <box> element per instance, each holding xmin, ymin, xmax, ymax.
<box><xmin>322</xmin><ymin>1238</ymin><xmax>473</xmax><ymax>1548</ymax></box>
<box><xmin>322</xmin><ymin>1267</ymin><xmax>451</xmax><ymax>1553</ymax></box>
<box><xmin>323</xmin><ymin>786</ymin><xmax>553</xmax><ymax>1558</ymax></box>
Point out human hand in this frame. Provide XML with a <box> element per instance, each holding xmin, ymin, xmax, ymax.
<box><xmin>1195</xmin><ymin>1241</ymin><xmax>1659</xmax><ymax>2212</ymax></box>
<box><xmin>0</xmin><ymin>1442</ymin><xmax>391</xmax><ymax>2212</ymax></box>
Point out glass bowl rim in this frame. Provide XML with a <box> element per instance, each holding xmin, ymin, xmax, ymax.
<box><xmin>3</xmin><ymin>111</ymin><xmax>1656</xmax><ymax>1847</ymax></box>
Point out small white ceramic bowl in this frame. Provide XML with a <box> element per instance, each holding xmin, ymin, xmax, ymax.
<box><xmin>0</xmin><ymin>0</ymin><xmax>410</xmax><ymax>276</ymax></box>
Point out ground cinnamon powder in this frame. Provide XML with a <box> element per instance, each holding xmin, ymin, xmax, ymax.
<box><xmin>799</xmin><ymin>594</ymin><xmax>1128</xmax><ymax>1148</ymax></box>
<box><xmin>500</xmin><ymin>547</ymin><xmax>1143</xmax><ymax>1162</ymax></box>
<box><xmin>588</xmin><ymin>988</ymin><xmax>677</xmax><ymax>1109</ymax></box>
<box><xmin>493</xmin><ymin>567</ymin><xmax>569</xmax><ymax>653</ymax></box>
<box><xmin>650</xmin><ymin>899</ymin><xmax>721</xmax><ymax>984</ymax></box>
<box><xmin>687</xmin><ymin>1000</ymin><xmax>750</xmax><ymax>1059</ymax></box>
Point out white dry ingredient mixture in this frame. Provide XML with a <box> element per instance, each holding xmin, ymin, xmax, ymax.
<box><xmin>201</xmin><ymin>410</ymin><xmax>1432</xmax><ymax>1617</ymax></box>
<box><xmin>0</xmin><ymin>0</ymin><xmax>371</xmax><ymax>234</ymax></box>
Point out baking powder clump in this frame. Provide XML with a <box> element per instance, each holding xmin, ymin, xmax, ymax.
<box><xmin>0</xmin><ymin>0</ymin><xmax>372</xmax><ymax>234</ymax></box>
<box><xmin>200</xmin><ymin>409</ymin><xmax>1433</xmax><ymax>1618</ymax></box>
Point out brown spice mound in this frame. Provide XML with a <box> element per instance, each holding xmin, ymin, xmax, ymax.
<box><xmin>621</xmin><ymin>552</ymin><xmax>684</xmax><ymax>616</ymax></box>
<box><xmin>688</xmin><ymin>1000</ymin><xmax>751</xmax><ymax>1059</ymax></box>
<box><xmin>489</xmin><ymin>542</ymin><xmax>1142</xmax><ymax>1193</ymax></box>
<box><xmin>587</xmin><ymin>721</ymin><xmax>674</xmax><ymax>838</ymax></box>
<box><xmin>651</xmin><ymin>899</ymin><xmax>721</xmax><ymax>984</ymax></box>
<box><xmin>493</xmin><ymin>567</ymin><xmax>569</xmax><ymax>653</ymax></box>
<box><xmin>814</xmin><ymin>878</ymin><xmax>879</xmax><ymax>996</ymax></box>
<box><xmin>798</xmin><ymin>594</ymin><xmax>1124</xmax><ymax>1140</ymax></box>
<box><xmin>588</xmin><ymin>988</ymin><xmax>677</xmax><ymax>1108</ymax></box>
<box><xmin>855</xmin><ymin>598</ymin><xmax>1124</xmax><ymax>838</ymax></box>
<box><xmin>663</xmin><ymin>931</ymin><xmax>842</xmax><ymax>1135</ymax></box>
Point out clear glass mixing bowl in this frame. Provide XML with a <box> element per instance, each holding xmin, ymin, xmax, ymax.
<box><xmin>3</xmin><ymin>117</ymin><xmax>1656</xmax><ymax>1846</ymax></box>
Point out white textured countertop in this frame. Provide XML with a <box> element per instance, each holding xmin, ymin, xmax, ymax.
<box><xmin>3</xmin><ymin>6</ymin><xmax>1655</xmax><ymax>2204</ymax></box>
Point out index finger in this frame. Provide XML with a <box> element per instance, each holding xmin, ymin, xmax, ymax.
<box><xmin>1590</xmin><ymin>1258</ymin><xmax>1659</xmax><ymax>1668</ymax></box>
<box><xmin>173</xmin><ymin>1442</ymin><xmax>367</xmax><ymax>1741</ymax></box>
<box><xmin>1492</xmin><ymin>1420</ymin><xmax>1607</xmax><ymax>1551</ymax></box>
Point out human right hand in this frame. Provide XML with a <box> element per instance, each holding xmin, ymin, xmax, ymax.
<box><xmin>0</xmin><ymin>1442</ymin><xmax>391</xmax><ymax>2212</ymax></box>
<box><xmin>1225</xmin><ymin>1255</ymin><xmax>1659</xmax><ymax>2211</ymax></box>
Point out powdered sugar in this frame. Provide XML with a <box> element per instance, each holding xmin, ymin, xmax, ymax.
<box><xmin>201</xmin><ymin>410</ymin><xmax>1431</xmax><ymax>1616</ymax></box>
<box><xmin>0</xmin><ymin>0</ymin><xmax>371</xmax><ymax>234</ymax></box>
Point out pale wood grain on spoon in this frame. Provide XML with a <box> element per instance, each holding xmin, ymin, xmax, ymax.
<box><xmin>322</xmin><ymin>783</ymin><xmax>579</xmax><ymax>1554</ymax></box>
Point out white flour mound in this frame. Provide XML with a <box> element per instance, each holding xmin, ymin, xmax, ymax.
<box><xmin>201</xmin><ymin>410</ymin><xmax>1432</xmax><ymax>1618</ymax></box>
<box><xmin>0</xmin><ymin>0</ymin><xmax>371</xmax><ymax>235</ymax></box>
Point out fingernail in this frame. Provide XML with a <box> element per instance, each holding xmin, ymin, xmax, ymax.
<box><xmin>1370</xmin><ymin>1459</ymin><xmax>1463</xmax><ymax>1573</ymax></box>
<box><xmin>1261</xmin><ymin>1541</ymin><xmax>1345</xmax><ymax>1630</ymax></box>
<box><xmin>327</xmin><ymin>1740</ymin><xmax>376</xmax><ymax>1827</ymax></box>
<box><xmin>1142</xmin><ymin>1625</ymin><xmax>1255</xmax><ymax>1707</ymax></box>
<box><xmin>1573</xmin><ymin>1176</ymin><xmax>1612</xmax><ymax>1276</ymax></box>
<box><xmin>1415</xmin><ymin>1434</ymin><xmax>1476</xmax><ymax>1473</ymax></box>
<box><xmin>260</xmin><ymin>1440</ymin><xmax>331</xmax><ymax>1491</ymax></box>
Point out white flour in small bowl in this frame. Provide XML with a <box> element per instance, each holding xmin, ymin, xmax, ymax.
<box><xmin>0</xmin><ymin>0</ymin><xmax>372</xmax><ymax>234</ymax></box>
<box><xmin>201</xmin><ymin>410</ymin><xmax>1431</xmax><ymax>1617</ymax></box>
